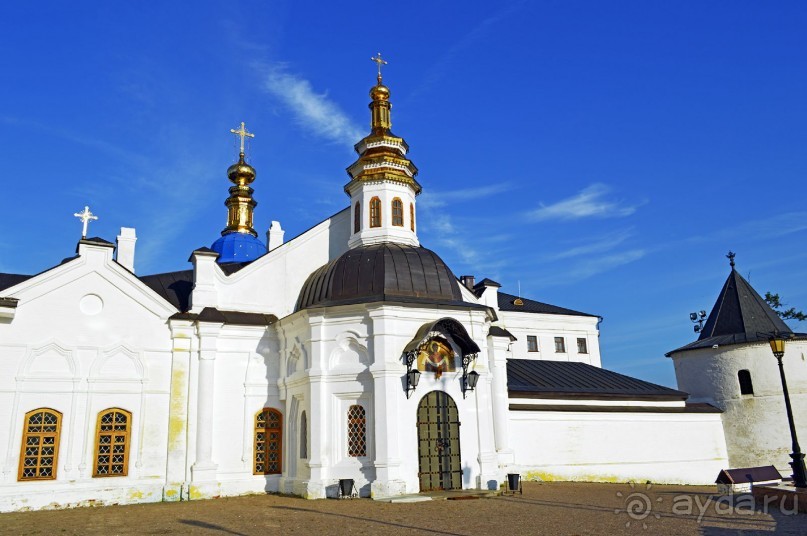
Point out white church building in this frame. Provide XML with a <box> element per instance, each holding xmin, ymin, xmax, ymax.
<box><xmin>0</xmin><ymin>65</ymin><xmax>732</xmax><ymax>512</ymax></box>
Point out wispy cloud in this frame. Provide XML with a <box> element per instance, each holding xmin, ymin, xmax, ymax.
<box><xmin>567</xmin><ymin>249</ymin><xmax>646</xmax><ymax>280</ymax></box>
<box><xmin>418</xmin><ymin>182</ymin><xmax>515</xmax><ymax>209</ymax></box>
<box><xmin>525</xmin><ymin>183</ymin><xmax>642</xmax><ymax>222</ymax></box>
<box><xmin>254</xmin><ymin>63</ymin><xmax>363</xmax><ymax>147</ymax></box>
<box><xmin>547</xmin><ymin>229</ymin><xmax>634</xmax><ymax>261</ymax></box>
<box><xmin>407</xmin><ymin>2</ymin><xmax>526</xmax><ymax>101</ymax></box>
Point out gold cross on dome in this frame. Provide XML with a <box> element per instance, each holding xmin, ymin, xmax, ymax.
<box><xmin>73</xmin><ymin>205</ymin><xmax>98</xmax><ymax>238</ymax></box>
<box><xmin>230</xmin><ymin>121</ymin><xmax>255</xmax><ymax>155</ymax></box>
<box><xmin>370</xmin><ymin>52</ymin><xmax>388</xmax><ymax>80</ymax></box>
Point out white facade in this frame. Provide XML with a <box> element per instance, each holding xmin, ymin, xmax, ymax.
<box><xmin>0</xmin><ymin>204</ymin><xmax>732</xmax><ymax>511</ymax></box>
<box><xmin>0</xmin><ymin>76</ymin><xmax>733</xmax><ymax>512</ymax></box>
<box><xmin>672</xmin><ymin>340</ymin><xmax>807</xmax><ymax>473</ymax></box>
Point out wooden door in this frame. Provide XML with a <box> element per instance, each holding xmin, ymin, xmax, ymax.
<box><xmin>417</xmin><ymin>391</ymin><xmax>462</xmax><ymax>491</ymax></box>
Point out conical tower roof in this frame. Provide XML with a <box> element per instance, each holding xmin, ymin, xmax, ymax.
<box><xmin>667</xmin><ymin>255</ymin><xmax>794</xmax><ymax>356</ymax></box>
<box><xmin>697</xmin><ymin>268</ymin><xmax>791</xmax><ymax>341</ymax></box>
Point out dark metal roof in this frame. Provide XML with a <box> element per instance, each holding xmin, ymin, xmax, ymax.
<box><xmin>507</xmin><ymin>359</ymin><xmax>688</xmax><ymax>400</ymax></box>
<box><xmin>139</xmin><ymin>270</ymin><xmax>193</xmax><ymax>312</ymax></box>
<box><xmin>498</xmin><ymin>291</ymin><xmax>597</xmax><ymax>317</ymax></box>
<box><xmin>171</xmin><ymin>307</ymin><xmax>277</xmax><ymax>326</ymax></box>
<box><xmin>76</xmin><ymin>237</ymin><xmax>115</xmax><ymax>253</ymax></box>
<box><xmin>219</xmin><ymin>262</ymin><xmax>253</xmax><ymax>275</ymax></box>
<box><xmin>715</xmin><ymin>466</ymin><xmax>781</xmax><ymax>485</ymax></box>
<box><xmin>402</xmin><ymin>317</ymin><xmax>482</xmax><ymax>354</ymax></box>
<box><xmin>0</xmin><ymin>297</ymin><xmax>19</xmax><ymax>308</ymax></box>
<box><xmin>489</xmin><ymin>326</ymin><xmax>517</xmax><ymax>340</ymax></box>
<box><xmin>296</xmin><ymin>243</ymin><xmax>464</xmax><ymax>311</ymax></box>
<box><xmin>667</xmin><ymin>267</ymin><xmax>794</xmax><ymax>356</ymax></box>
<box><xmin>0</xmin><ymin>273</ymin><xmax>33</xmax><ymax>293</ymax></box>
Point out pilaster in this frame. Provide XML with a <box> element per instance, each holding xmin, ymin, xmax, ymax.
<box><xmin>164</xmin><ymin>319</ymin><xmax>194</xmax><ymax>501</ymax></box>
<box><xmin>489</xmin><ymin>335</ymin><xmax>514</xmax><ymax>465</ymax></box>
<box><xmin>368</xmin><ymin>307</ymin><xmax>406</xmax><ymax>497</ymax></box>
<box><xmin>190</xmin><ymin>321</ymin><xmax>222</xmax><ymax>494</ymax></box>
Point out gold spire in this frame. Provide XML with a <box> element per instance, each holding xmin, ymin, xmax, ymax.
<box><xmin>369</xmin><ymin>53</ymin><xmax>391</xmax><ymax>135</ymax></box>
<box><xmin>222</xmin><ymin>122</ymin><xmax>258</xmax><ymax>237</ymax></box>
<box><xmin>345</xmin><ymin>54</ymin><xmax>421</xmax><ymax>194</ymax></box>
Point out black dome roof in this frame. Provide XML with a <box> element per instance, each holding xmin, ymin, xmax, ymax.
<box><xmin>296</xmin><ymin>243</ymin><xmax>464</xmax><ymax>311</ymax></box>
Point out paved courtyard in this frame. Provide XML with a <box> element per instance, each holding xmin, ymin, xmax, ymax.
<box><xmin>1</xmin><ymin>482</ymin><xmax>803</xmax><ymax>535</ymax></box>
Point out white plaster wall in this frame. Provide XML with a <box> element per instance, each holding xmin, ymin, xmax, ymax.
<box><xmin>203</xmin><ymin>208</ymin><xmax>351</xmax><ymax>317</ymax></box>
<box><xmin>346</xmin><ymin>181</ymin><xmax>419</xmax><ymax>248</ymax></box>
<box><xmin>274</xmin><ymin>303</ymin><xmax>497</xmax><ymax>498</ymax></box>
<box><xmin>672</xmin><ymin>341</ymin><xmax>807</xmax><ymax>472</ymax></box>
<box><xmin>509</xmin><ymin>409</ymin><xmax>729</xmax><ymax>485</ymax></box>
<box><xmin>0</xmin><ymin>245</ymin><xmax>175</xmax><ymax>512</ymax></box>
<box><xmin>497</xmin><ymin>311</ymin><xmax>602</xmax><ymax>367</ymax></box>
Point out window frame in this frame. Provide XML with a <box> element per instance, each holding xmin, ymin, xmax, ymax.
<box><xmin>300</xmin><ymin>411</ymin><xmax>308</xmax><ymax>460</ymax></box>
<box><xmin>577</xmin><ymin>337</ymin><xmax>588</xmax><ymax>354</ymax></box>
<box><xmin>347</xmin><ymin>404</ymin><xmax>367</xmax><ymax>457</ymax></box>
<box><xmin>93</xmin><ymin>408</ymin><xmax>132</xmax><ymax>478</ymax></box>
<box><xmin>527</xmin><ymin>335</ymin><xmax>539</xmax><ymax>353</ymax></box>
<box><xmin>353</xmin><ymin>201</ymin><xmax>361</xmax><ymax>234</ymax></box>
<box><xmin>18</xmin><ymin>408</ymin><xmax>62</xmax><ymax>481</ymax></box>
<box><xmin>254</xmin><ymin>408</ymin><xmax>282</xmax><ymax>475</ymax></box>
<box><xmin>738</xmin><ymin>369</ymin><xmax>754</xmax><ymax>395</ymax></box>
<box><xmin>410</xmin><ymin>203</ymin><xmax>415</xmax><ymax>232</ymax></box>
<box><xmin>369</xmin><ymin>197</ymin><xmax>381</xmax><ymax>228</ymax></box>
<box><xmin>391</xmin><ymin>197</ymin><xmax>404</xmax><ymax>227</ymax></box>
<box><xmin>554</xmin><ymin>337</ymin><xmax>566</xmax><ymax>353</ymax></box>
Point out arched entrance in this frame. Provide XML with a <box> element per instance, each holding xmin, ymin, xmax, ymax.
<box><xmin>417</xmin><ymin>391</ymin><xmax>462</xmax><ymax>491</ymax></box>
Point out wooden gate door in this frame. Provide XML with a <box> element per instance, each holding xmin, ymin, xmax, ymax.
<box><xmin>417</xmin><ymin>391</ymin><xmax>462</xmax><ymax>491</ymax></box>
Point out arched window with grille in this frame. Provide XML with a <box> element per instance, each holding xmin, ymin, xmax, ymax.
<box><xmin>391</xmin><ymin>198</ymin><xmax>403</xmax><ymax>226</ymax></box>
<box><xmin>738</xmin><ymin>369</ymin><xmax>754</xmax><ymax>395</ymax></box>
<box><xmin>94</xmin><ymin>408</ymin><xmax>132</xmax><ymax>477</ymax></box>
<box><xmin>354</xmin><ymin>202</ymin><xmax>361</xmax><ymax>233</ymax></box>
<box><xmin>300</xmin><ymin>411</ymin><xmax>308</xmax><ymax>459</ymax></box>
<box><xmin>347</xmin><ymin>405</ymin><xmax>366</xmax><ymax>457</ymax></box>
<box><xmin>410</xmin><ymin>203</ymin><xmax>415</xmax><ymax>232</ymax></box>
<box><xmin>255</xmin><ymin>408</ymin><xmax>282</xmax><ymax>475</ymax></box>
<box><xmin>369</xmin><ymin>197</ymin><xmax>381</xmax><ymax>228</ymax></box>
<box><xmin>19</xmin><ymin>408</ymin><xmax>61</xmax><ymax>481</ymax></box>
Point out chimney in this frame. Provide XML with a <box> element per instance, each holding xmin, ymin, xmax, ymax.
<box><xmin>267</xmin><ymin>221</ymin><xmax>285</xmax><ymax>251</ymax></box>
<box><xmin>460</xmin><ymin>275</ymin><xmax>475</xmax><ymax>290</ymax></box>
<box><xmin>116</xmin><ymin>227</ymin><xmax>137</xmax><ymax>273</ymax></box>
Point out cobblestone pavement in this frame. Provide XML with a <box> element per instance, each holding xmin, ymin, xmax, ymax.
<box><xmin>1</xmin><ymin>482</ymin><xmax>803</xmax><ymax>535</ymax></box>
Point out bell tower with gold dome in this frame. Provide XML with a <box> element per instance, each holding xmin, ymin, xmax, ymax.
<box><xmin>210</xmin><ymin>122</ymin><xmax>267</xmax><ymax>263</ymax></box>
<box><xmin>346</xmin><ymin>54</ymin><xmax>421</xmax><ymax>249</ymax></box>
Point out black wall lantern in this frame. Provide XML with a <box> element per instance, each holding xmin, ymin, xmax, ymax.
<box><xmin>461</xmin><ymin>353</ymin><xmax>479</xmax><ymax>399</ymax></box>
<box><xmin>404</xmin><ymin>350</ymin><xmax>420</xmax><ymax>399</ymax></box>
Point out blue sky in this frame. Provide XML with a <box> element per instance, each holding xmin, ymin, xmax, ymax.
<box><xmin>1</xmin><ymin>1</ymin><xmax>805</xmax><ymax>387</ymax></box>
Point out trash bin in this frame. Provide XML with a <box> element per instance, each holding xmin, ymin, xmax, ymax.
<box><xmin>339</xmin><ymin>478</ymin><xmax>355</xmax><ymax>498</ymax></box>
<box><xmin>507</xmin><ymin>473</ymin><xmax>521</xmax><ymax>494</ymax></box>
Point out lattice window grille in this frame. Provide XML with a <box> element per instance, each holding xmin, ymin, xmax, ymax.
<box><xmin>94</xmin><ymin>409</ymin><xmax>131</xmax><ymax>477</ymax></box>
<box><xmin>19</xmin><ymin>409</ymin><xmax>61</xmax><ymax>480</ymax></box>
<box><xmin>347</xmin><ymin>405</ymin><xmax>367</xmax><ymax>457</ymax></box>
<box><xmin>255</xmin><ymin>409</ymin><xmax>282</xmax><ymax>475</ymax></box>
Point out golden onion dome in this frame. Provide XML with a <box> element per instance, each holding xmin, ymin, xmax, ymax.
<box><xmin>227</xmin><ymin>155</ymin><xmax>256</xmax><ymax>186</ymax></box>
<box><xmin>370</xmin><ymin>83</ymin><xmax>390</xmax><ymax>101</ymax></box>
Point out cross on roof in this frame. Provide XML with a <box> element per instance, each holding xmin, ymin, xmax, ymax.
<box><xmin>726</xmin><ymin>250</ymin><xmax>736</xmax><ymax>268</ymax></box>
<box><xmin>230</xmin><ymin>121</ymin><xmax>255</xmax><ymax>156</ymax></box>
<box><xmin>74</xmin><ymin>206</ymin><xmax>98</xmax><ymax>238</ymax></box>
<box><xmin>370</xmin><ymin>52</ymin><xmax>388</xmax><ymax>81</ymax></box>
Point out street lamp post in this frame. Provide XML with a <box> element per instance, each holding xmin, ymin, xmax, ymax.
<box><xmin>768</xmin><ymin>333</ymin><xmax>807</xmax><ymax>488</ymax></box>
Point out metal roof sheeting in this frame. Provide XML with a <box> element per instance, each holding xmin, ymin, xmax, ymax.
<box><xmin>498</xmin><ymin>291</ymin><xmax>597</xmax><ymax>317</ymax></box>
<box><xmin>507</xmin><ymin>359</ymin><xmax>688</xmax><ymax>400</ymax></box>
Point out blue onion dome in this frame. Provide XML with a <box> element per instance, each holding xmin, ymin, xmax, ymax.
<box><xmin>211</xmin><ymin>233</ymin><xmax>266</xmax><ymax>263</ymax></box>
